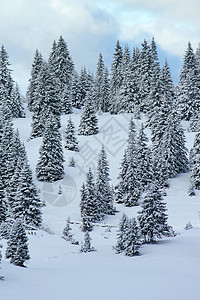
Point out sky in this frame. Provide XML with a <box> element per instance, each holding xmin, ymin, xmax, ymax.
<box><xmin>0</xmin><ymin>0</ymin><xmax>199</xmax><ymax>94</ymax></box>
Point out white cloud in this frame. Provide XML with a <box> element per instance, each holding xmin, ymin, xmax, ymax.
<box><xmin>0</xmin><ymin>0</ymin><xmax>199</xmax><ymax>92</ymax></box>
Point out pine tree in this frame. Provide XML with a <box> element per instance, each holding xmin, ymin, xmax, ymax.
<box><xmin>115</xmin><ymin>214</ymin><xmax>129</xmax><ymax>253</ymax></box>
<box><xmin>177</xmin><ymin>42</ymin><xmax>200</xmax><ymax>120</ymax></box>
<box><xmin>0</xmin><ymin>244</ymin><xmax>3</xmax><ymax>280</ymax></box>
<box><xmin>80</xmin><ymin>168</ymin><xmax>99</xmax><ymax>229</ymax></box>
<box><xmin>190</xmin><ymin>132</ymin><xmax>200</xmax><ymax>190</ymax></box>
<box><xmin>115</xmin><ymin>118</ymin><xmax>140</xmax><ymax>206</ymax></box>
<box><xmin>136</xmin><ymin>123</ymin><xmax>152</xmax><ymax>191</ymax></box>
<box><xmin>30</xmin><ymin>62</ymin><xmax>61</xmax><ymax>138</ymax></box>
<box><xmin>78</xmin><ymin>91</ymin><xmax>99</xmax><ymax>136</ymax></box>
<box><xmin>0</xmin><ymin>177</ymin><xmax>6</xmax><ymax>224</ymax></box>
<box><xmin>61</xmin><ymin>86</ymin><xmax>72</xmax><ymax>114</ymax></box>
<box><xmin>68</xmin><ymin>156</ymin><xmax>76</xmax><ymax>167</ymax></box>
<box><xmin>80</xmin><ymin>231</ymin><xmax>95</xmax><ymax>253</ymax></box>
<box><xmin>125</xmin><ymin>218</ymin><xmax>141</xmax><ymax>257</ymax></box>
<box><xmin>36</xmin><ymin>118</ymin><xmax>64</xmax><ymax>182</ymax></box>
<box><xmin>12</xmin><ymin>83</ymin><xmax>25</xmax><ymax>118</ymax></box>
<box><xmin>64</xmin><ymin>117</ymin><xmax>79</xmax><ymax>151</ymax></box>
<box><xmin>13</xmin><ymin>161</ymin><xmax>42</xmax><ymax>228</ymax></box>
<box><xmin>138</xmin><ymin>40</ymin><xmax>153</xmax><ymax>113</ymax></box>
<box><xmin>5</xmin><ymin>219</ymin><xmax>30</xmax><ymax>267</ymax></box>
<box><xmin>138</xmin><ymin>183</ymin><xmax>171</xmax><ymax>243</ymax></box>
<box><xmin>26</xmin><ymin>49</ymin><xmax>44</xmax><ymax>112</ymax></box>
<box><xmin>96</xmin><ymin>146</ymin><xmax>114</xmax><ymax>220</ymax></box>
<box><xmin>62</xmin><ymin>217</ymin><xmax>73</xmax><ymax>241</ymax></box>
<box><xmin>70</xmin><ymin>71</ymin><xmax>82</xmax><ymax>108</ymax></box>
<box><xmin>0</xmin><ymin>45</ymin><xmax>15</xmax><ymax>118</ymax></box>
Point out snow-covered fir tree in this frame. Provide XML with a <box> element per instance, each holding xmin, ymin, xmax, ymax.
<box><xmin>12</xmin><ymin>83</ymin><xmax>25</xmax><ymax>118</ymax></box>
<box><xmin>189</xmin><ymin>132</ymin><xmax>200</xmax><ymax>190</ymax></box>
<box><xmin>68</xmin><ymin>156</ymin><xmax>76</xmax><ymax>167</ymax></box>
<box><xmin>0</xmin><ymin>177</ymin><xmax>6</xmax><ymax>225</ymax></box>
<box><xmin>0</xmin><ymin>244</ymin><xmax>3</xmax><ymax>280</ymax></box>
<box><xmin>62</xmin><ymin>217</ymin><xmax>73</xmax><ymax>242</ymax></box>
<box><xmin>80</xmin><ymin>183</ymin><xmax>93</xmax><ymax>232</ymax></box>
<box><xmin>13</xmin><ymin>160</ymin><xmax>42</xmax><ymax>228</ymax></box>
<box><xmin>177</xmin><ymin>42</ymin><xmax>200</xmax><ymax>121</ymax></box>
<box><xmin>78</xmin><ymin>90</ymin><xmax>99</xmax><ymax>136</ymax></box>
<box><xmin>115</xmin><ymin>118</ymin><xmax>140</xmax><ymax>206</ymax></box>
<box><xmin>64</xmin><ymin>117</ymin><xmax>79</xmax><ymax>151</ymax></box>
<box><xmin>115</xmin><ymin>213</ymin><xmax>130</xmax><ymax>253</ymax></box>
<box><xmin>26</xmin><ymin>49</ymin><xmax>44</xmax><ymax>112</ymax></box>
<box><xmin>30</xmin><ymin>62</ymin><xmax>61</xmax><ymax>138</ymax></box>
<box><xmin>136</xmin><ymin>123</ymin><xmax>152</xmax><ymax>191</ymax></box>
<box><xmin>138</xmin><ymin>183</ymin><xmax>172</xmax><ymax>243</ymax></box>
<box><xmin>124</xmin><ymin>217</ymin><xmax>141</xmax><ymax>257</ymax></box>
<box><xmin>5</xmin><ymin>219</ymin><xmax>30</xmax><ymax>267</ymax></box>
<box><xmin>36</xmin><ymin>117</ymin><xmax>64</xmax><ymax>182</ymax></box>
<box><xmin>80</xmin><ymin>231</ymin><xmax>95</xmax><ymax>253</ymax></box>
<box><xmin>61</xmin><ymin>86</ymin><xmax>72</xmax><ymax>114</ymax></box>
<box><xmin>70</xmin><ymin>71</ymin><xmax>82</xmax><ymax>108</ymax></box>
<box><xmin>96</xmin><ymin>146</ymin><xmax>114</xmax><ymax>220</ymax></box>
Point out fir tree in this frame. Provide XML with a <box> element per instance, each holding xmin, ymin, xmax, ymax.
<box><xmin>68</xmin><ymin>156</ymin><xmax>76</xmax><ymax>167</ymax></box>
<box><xmin>125</xmin><ymin>218</ymin><xmax>141</xmax><ymax>257</ymax></box>
<box><xmin>70</xmin><ymin>71</ymin><xmax>82</xmax><ymax>108</ymax></box>
<box><xmin>115</xmin><ymin>214</ymin><xmax>129</xmax><ymax>253</ymax></box>
<box><xmin>138</xmin><ymin>183</ymin><xmax>171</xmax><ymax>243</ymax></box>
<box><xmin>190</xmin><ymin>132</ymin><xmax>200</xmax><ymax>190</ymax></box>
<box><xmin>5</xmin><ymin>219</ymin><xmax>30</xmax><ymax>267</ymax></box>
<box><xmin>177</xmin><ymin>42</ymin><xmax>200</xmax><ymax>120</ymax></box>
<box><xmin>62</xmin><ymin>217</ymin><xmax>73</xmax><ymax>241</ymax></box>
<box><xmin>0</xmin><ymin>177</ymin><xmax>6</xmax><ymax>224</ymax></box>
<box><xmin>64</xmin><ymin>117</ymin><xmax>79</xmax><ymax>151</ymax></box>
<box><xmin>0</xmin><ymin>244</ymin><xmax>3</xmax><ymax>280</ymax></box>
<box><xmin>12</xmin><ymin>83</ymin><xmax>25</xmax><ymax>118</ymax></box>
<box><xmin>13</xmin><ymin>161</ymin><xmax>42</xmax><ymax>228</ymax></box>
<box><xmin>115</xmin><ymin>118</ymin><xmax>140</xmax><ymax>206</ymax></box>
<box><xmin>30</xmin><ymin>62</ymin><xmax>61</xmax><ymax>139</ymax></box>
<box><xmin>80</xmin><ymin>231</ymin><xmax>95</xmax><ymax>253</ymax></box>
<box><xmin>36</xmin><ymin>118</ymin><xmax>64</xmax><ymax>182</ymax></box>
<box><xmin>96</xmin><ymin>146</ymin><xmax>114</xmax><ymax>220</ymax></box>
<box><xmin>26</xmin><ymin>49</ymin><xmax>44</xmax><ymax>112</ymax></box>
<box><xmin>78</xmin><ymin>91</ymin><xmax>99</xmax><ymax>136</ymax></box>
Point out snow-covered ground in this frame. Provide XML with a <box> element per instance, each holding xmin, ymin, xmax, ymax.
<box><xmin>1</xmin><ymin>110</ymin><xmax>200</xmax><ymax>300</ymax></box>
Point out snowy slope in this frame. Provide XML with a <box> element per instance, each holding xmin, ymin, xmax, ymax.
<box><xmin>1</xmin><ymin>110</ymin><xmax>200</xmax><ymax>300</ymax></box>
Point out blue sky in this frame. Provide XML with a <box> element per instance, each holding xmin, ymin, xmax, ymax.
<box><xmin>0</xmin><ymin>0</ymin><xmax>199</xmax><ymax>94</ymax></box>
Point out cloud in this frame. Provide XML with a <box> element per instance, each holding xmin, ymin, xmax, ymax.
<box><xmin>0</xmin><ymin>0</ymin><xmax>199</xmax><ymax>92</ymax></box>
<box><xmin>0</xmin><ymin>0</ymin><xmax>119</xmax><ymax>93</ymax></box>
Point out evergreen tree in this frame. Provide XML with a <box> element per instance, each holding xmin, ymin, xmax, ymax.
<box><xmin>190</xmin><ymin>132</ymin><xmax>200</xmax><ymax>190</ymax></box>
<box><xmin>36</xmin><ymin>118</ymin><xmax>64</xmax><ymax>182</ymax></box>
<box><xmin>30</xmin><ymin>62</ymin><xmax>61</xmax><ymax>138</ymax></box>
<box><xmin>0</xmin><ymin>244</ymin><xmax>4</xmax><ymax>280</ymax></box>
<box><xmin>62</xmin><ymin>217</ymin><xmax>73</xmax><ymax>241</ymax></box>
<box><xmin>61</xmin><ymin>86</ymin><xmax>72</xmax><ymax>114</ymax></box>
<box><xmin>96</xmin><ymin>146</ymin><xmax>114</xmax><ymax>220</ymax></box>
<box><xmin>80</xmin><ymin>231</ymin><xmax>95</xmax><ymax>253</ymax></box>
<box><xmin>115</xmin><ymin>214</ymin><xmax>129</xmax><ymax>253</ymax></box>
<box><xmin>68</xmin><ymin>156</ymin><xmax>76</xmax><ymax>167</ymax></box>
<box><xmin>138</xmin><ymin>40</ymin><xmax>153</xmax><ymax>113</ymax></box>
<box><xmin>70</xmin><ymin>71</ymin><xmax>82</xmax><ymax>108</ymax></box>
<box><xmin>177</xmin><ymin>42</ymin><xmax>200</xmax><ymax>120</ymax></box>
<box><xmin>12</xmin><ymin>83</ymin><xmax>25</xmax><ymax>118</ymax></box>
<box><xmin>5</xmin><ymin>219</ymin><xmax>30</xmax><ymax>267</ymax></box>
<box><xmin>14</xmin><ymin>161</ymin><xmax>42</xmax><ymax>227</ymax></box>
<box><xmin>125</xmin><ymin>217</ymin><xmax>141</xmax><ymax>257</ymax></box>
<box><xmin>138</xmin><ymin>183</ymin><xmax>171</xmax><ymax>243</ymax></box>
<box><xmin>115</xmin><ymin>118</ymin><xmax>140</xmax><ymax>206</ymax></box>
<box><xmin>0</xmin><ymin>45</ymin><xmax>15</xmax><ymax>117</ymax></box>
<box><xmin>26</xmin><ymin>49</ymin><xmax>44</xmax><ymax>112</ymax></box>
<box><xmin>0</xmin><ymin>177</ymin><xmax>6</xmax><ymax>224</ymax></box>
<box><xmin>80</xmin><ymin>168</ymin><xmax>99</xmax><ymax>228</ymax></box>
<box><xmin>136</xmin><ymin>123</ymin><xmax>152</xmax><ymax>191</ymax></box>
<box><xmin>64</xmin><ymin>117</ymin><xmax>79</xmax><ymax>151</ymax></box>
<box><xmin>78</xmin><ymin>91</ymin><xmax>99</xmax><ymax>136</ymax></box>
